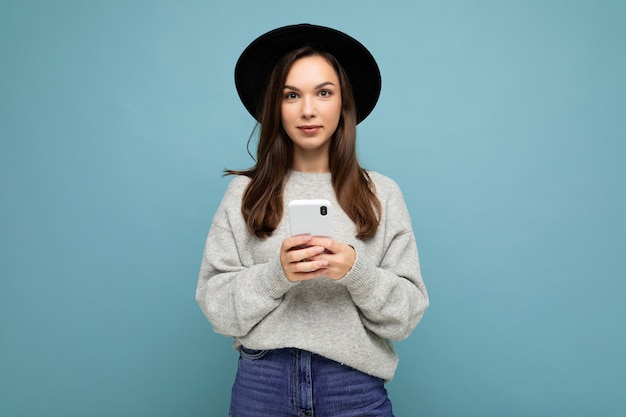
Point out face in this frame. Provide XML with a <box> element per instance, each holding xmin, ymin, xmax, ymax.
<box><xmin>281</xmin><ymin>55</ymin><xmax>342</xmax><ymax>162</ymax></box>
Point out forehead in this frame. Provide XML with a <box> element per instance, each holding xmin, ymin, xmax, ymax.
<box><xmin>285</xmin><ymin>55</ymin><xmax>340</xmax><ymax>83</ymax></box>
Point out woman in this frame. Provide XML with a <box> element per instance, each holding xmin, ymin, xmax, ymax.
<box><xmin>196</xmin><ymin>24</ymin><xmax>429</xmax><ymax>417</ymax></box>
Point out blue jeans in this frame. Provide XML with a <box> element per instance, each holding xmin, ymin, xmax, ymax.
<box><xmin>230</xmin><ymin>347</ymin><xmax>394</xmax><ymax>417</ymax></box>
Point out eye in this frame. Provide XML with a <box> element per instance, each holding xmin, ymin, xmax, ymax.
<box><xmin>284</xmin><ymin>92</ymin><xmax>299</xmax><ymax>100</ymax></box>
<box><xmin>318</xmin><ymin>89</ymin><xmax>333</xmax><ymax>97</ymax></box>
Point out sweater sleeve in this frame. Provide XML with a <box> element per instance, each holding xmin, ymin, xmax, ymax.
<box><xmin>195</xmin><ymin>181</ymin><xmax>297</xmax><ymax>338</ymax></box>
<box><xmin>337</xmin><ymin>179</ymin><xmax>429</xmax><ymax>341</ymax></box>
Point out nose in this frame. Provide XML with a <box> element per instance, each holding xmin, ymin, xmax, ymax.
<box><xmin>301</xmin><ymin>95</ymin><xmax>315</xmax><ymax>118</ymax></box>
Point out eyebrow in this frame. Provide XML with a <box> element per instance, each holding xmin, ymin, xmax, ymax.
<box><xmin>283</xmin><ymin>81</ymin><xmax>336</xmax><ymax>91</ymax></box>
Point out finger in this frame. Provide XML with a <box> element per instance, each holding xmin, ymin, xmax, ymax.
<box><xmin>296</xmin><ymin>260</ymin><xmax>328</xmax><ymax>273</ymax></box>
<box><xmin>282</xmin><ymin>234</ymin><xmax>312</xmax><ymax>252</ymax></box>
<box><xmin>299</xmin><ymin>245</ymin><xmax>325</xmax><ymax>261</ymax></box>
<box><xmin>281</xmin><ymin>235</ymin><xmax>314</xmax><ymax>252</ymax></box>
<box><xmin>290</xmin><ymin>268</ymin><xmax>328</xmax><ymax>282</ymax></box>
<box><xmin>307</xmin><ymin>236</ymin><xmax>339</xmax><ymax>253</ymax></box>
<box><xmin>285</xmin><ymin>260</ymin><xmax>328</xmax><ymax>282</ymax></box>
<box><xmin>284</xmin><ymin>246</ymin><xmax>324</xmax><ymax>264</ymax></box>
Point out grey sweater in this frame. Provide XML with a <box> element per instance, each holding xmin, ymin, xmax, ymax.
<box><xmin>196</xmin><ymin>170</ymin><xmax>428</xmax><ymax>381</ymax></box>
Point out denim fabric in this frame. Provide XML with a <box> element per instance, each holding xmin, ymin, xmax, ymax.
<box><xmin>230</xmin><ymin>347</ymin><xmax>393</xmax><ymax>417</ymax></box>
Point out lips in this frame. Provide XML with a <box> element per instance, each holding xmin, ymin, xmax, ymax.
<box><xmin>298</xmin><ymin>125</ymin><xmax>321</xmax><ymax>135</ymax></box>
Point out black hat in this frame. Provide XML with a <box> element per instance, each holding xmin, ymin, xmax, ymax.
<box><xmin>234</xmin><ymin>23</ymin><xmax>381</xmax><ymax>125</ymax></box>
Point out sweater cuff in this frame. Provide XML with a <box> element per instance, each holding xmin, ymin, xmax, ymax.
<box><xmin>335</xmin><ymin>247</ymin><xmax>379</xmax><ymax>297</ymax></box>
<box><xmin>256</xmin><ymin>257</ymin><xmax>299</xmax><ymax>299</ymax></box>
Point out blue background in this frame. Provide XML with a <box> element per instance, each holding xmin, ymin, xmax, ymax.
<box><xmin>1</xmin><ymin>1</ymin><xmax>625</xmax><ymax>416</ymax></box>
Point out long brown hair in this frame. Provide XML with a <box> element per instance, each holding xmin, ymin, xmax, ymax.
<box><xmin>225</xmin><ymin>46</ymin><xmax>381</xmax><ymax>240</ymax></box>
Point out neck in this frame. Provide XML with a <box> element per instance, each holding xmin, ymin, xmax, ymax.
<box><xmin>292</xmin><ymin>149</ymin><xmax>330</xmax><ymax>173</ymax></box>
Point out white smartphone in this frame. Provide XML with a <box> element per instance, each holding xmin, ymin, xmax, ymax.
<box><xmin>288</xmin><ymin>199</ymin><xmax>332</xmax><ymax>237</ymax></box>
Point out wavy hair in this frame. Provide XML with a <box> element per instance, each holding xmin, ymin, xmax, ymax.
<box><xmin>225</xmin><ymin>46</ymin><xmax>381</xmax><ymax>240</ymax></box>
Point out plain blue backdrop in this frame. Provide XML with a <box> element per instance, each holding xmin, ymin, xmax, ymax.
<box><xmin>1</xmin><ymin>0</ymin><xmax>625</xmax><ymax>416</ymax></box>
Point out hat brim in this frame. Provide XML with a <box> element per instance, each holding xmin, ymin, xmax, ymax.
<box><xmin>235</xmin><ymin>24</ymin><xmax>381</xmax><ymax>125</ymax></box>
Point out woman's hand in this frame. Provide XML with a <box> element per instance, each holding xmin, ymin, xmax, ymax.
<box><xmin>280</xmin><ymin>235</ymin><xmax>356</xmax><ymax>282</ymax></box>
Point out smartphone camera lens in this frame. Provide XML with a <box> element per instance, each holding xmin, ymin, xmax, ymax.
<box><xmin>320</xmin><ymin>206</ymin><xmax>328</xmax><ymax>216</ymax></box>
